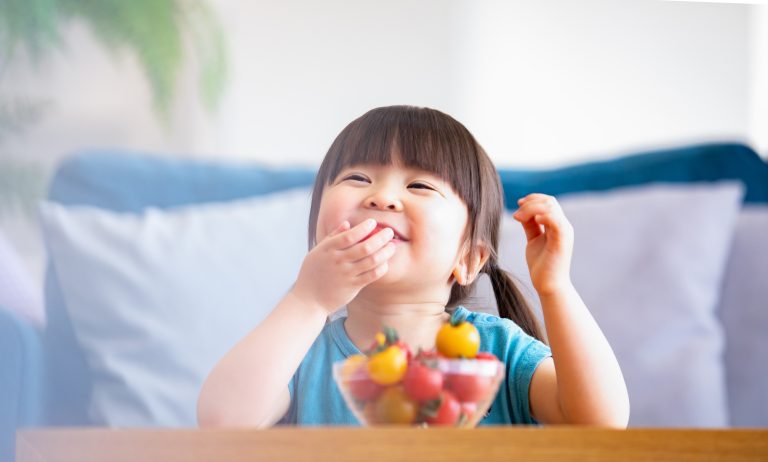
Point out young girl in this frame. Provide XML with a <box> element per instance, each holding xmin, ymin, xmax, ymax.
<box><xmin>197</xmin><ymin>106</ymin><xmax>629</xmax><ymax>428</ymax></box>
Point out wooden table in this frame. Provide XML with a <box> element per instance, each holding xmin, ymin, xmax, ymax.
<box><xmin>16</xmin><ymin>427</ymin><xmax>768</xmax><ymax>462</ymax></box>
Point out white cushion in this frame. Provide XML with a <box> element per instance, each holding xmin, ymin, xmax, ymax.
<box><xmin>39</xmin><ymin>188</ymin><xmax>312</xmax><ymax>427</ymax></box>
<box><xmin>719</xmin><ymin>205</ymin><xmax>768</xmax><ymax>427</ymax></box>
<box><xmin>472</xmin><ymin>182</ymin><xmax>744</xmax><ymax>427</ymax></box>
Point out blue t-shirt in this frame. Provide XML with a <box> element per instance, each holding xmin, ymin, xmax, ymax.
<box><xmin>280</xmin><ymin>306</ymin><xmax>552</xmax><ymax>426</ymax></box>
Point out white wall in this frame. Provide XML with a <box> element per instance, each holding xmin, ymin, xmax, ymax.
<box><xmin>207</xmin><ymin>0</ymin><xmax>456</xmax><ymax>165</ymax></box>
<box><xmin>3</xmin><ymin>0</ymin><xmax>755</xmax><ymax>169</ymax></box>
<box><xmin>452</xmin><ymin>0</ymin><xmax>752</xmax><ymax>167</ymax></box>
<box><xmin>750</xmin><ymin>5</ymin><xmax>768</xmax><ymax>154</ymax></box>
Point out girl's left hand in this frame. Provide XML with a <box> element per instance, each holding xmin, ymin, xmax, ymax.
<box><xmin>512</xmin><ymin>193</ymin><xmax>574</xmax><ymax>297</ymax></box>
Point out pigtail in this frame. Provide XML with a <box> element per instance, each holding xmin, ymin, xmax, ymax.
<box><xmin>484</xmin><ymin>261</ymin><xmax>546</xmax><ymax>344</ymax></box>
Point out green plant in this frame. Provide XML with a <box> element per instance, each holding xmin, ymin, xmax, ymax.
<box><xmin>0</xmin><ymin>0</ymin><xmax>228</xmax><ymax>128</ymax></box>
<box><xmin>0</xmin><ymin>0</ymin><xmax>228</xmax><ymax>215</ymax></box>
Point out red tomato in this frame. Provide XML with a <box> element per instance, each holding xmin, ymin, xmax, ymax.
<box><xmin>424</xmin><ymin>391</ymin><xmax>461</xmax><ymax>426</ymax></box>
<box><xmin>348</xmin><ymin>365</ymin><xmax>385</xmax><ymax>401</ymax></box>
<box><xmin>403</xmin><ymin>361</ymin><xmax>444</xmax><ymax>402</ymax></box>
<box><xmin>445</xmin><ymin>373</ymin><xmax>494</xmax><ymax>403</ymax></box>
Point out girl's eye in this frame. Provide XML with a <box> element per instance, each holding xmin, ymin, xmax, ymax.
<box><xmin>409</xmin><ymin>182</ymin><xmax>435</xmax><ymax>191</ymax></box>
<box><xmin>343</xmin><ymin>174</ymin><xmax>369</xmax><ymax>183</ymax></box>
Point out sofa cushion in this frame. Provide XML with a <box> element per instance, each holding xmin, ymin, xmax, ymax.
<box><xmin>39</xmin><ymin>188</ymin><xmax>312</xmax><ymax>426</ymax></box>
<box><xmin>43</xmin><ymin>150</ymin><xmax>315</xmax><ymax>425</ymax></box>
<box><xmin>472</xmin><ymin>182</ymin><xmax>744</xmax><ymax>427</ymax></box>
<box><xmin>719</xmin><ymin>205</ymin><xmax>768</xmax><ymax>427</ymax></box>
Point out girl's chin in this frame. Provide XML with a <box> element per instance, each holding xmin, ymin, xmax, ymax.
<box><xmin>363</xmin><ymin>269</ymin><xmax>445</xmax><ymax>289</ymax></box>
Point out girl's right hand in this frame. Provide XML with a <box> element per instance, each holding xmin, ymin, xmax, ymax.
<box><xmin>290</xmin><ymin>219</ymin><xmax>396</xmax><ymax>315</ymax></box>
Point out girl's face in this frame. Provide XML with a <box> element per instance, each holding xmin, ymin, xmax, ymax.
<box><xmin>315</xmin><ymin>161</ymin><xmax>470</xmax><ymax>291</ymax></box>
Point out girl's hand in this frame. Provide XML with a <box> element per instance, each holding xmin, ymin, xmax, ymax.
<box><xmin>291</xmin><ymin>219</ymin><xmax>396</xmax><ymax>315</ymax></box>
<box><xmin>512</xmin><ymin>194</ymin><xmax>574</xmax><ymax>297</ymax></box>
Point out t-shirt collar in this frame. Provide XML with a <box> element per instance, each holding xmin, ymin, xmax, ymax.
<box><xmin>328</xmin><ymin>306</ymin><xmax>469</xmax><ymax>357</ymax></box>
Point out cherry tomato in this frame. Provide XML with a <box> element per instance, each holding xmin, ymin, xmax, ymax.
<box><xmin>436</xmin><ymin>320</ymin><xmax>480</xmax><ymax>359</ymax></box>
<box><xmin>374</xmin><ymin>386</ymin><xmax>418</xmax><ymax>424</ymax></box>
<box><xmin>403</xmin><ymin>361</ymin><xmax>444</xmax><ymax>402</ymax></box>
<box><xmin>348</xmin><ymin>370</ymin><xmax>385</xmax><ymax>401</ymax></box>
<box><xmin>367</xmin><ymin>345</ymin><xmax>408</xmax><ymax>385</ymax></box>
<box><xmin>424</xmin><ymin>391</ymin><xmax>461</xmax><ymax>426</ymax></box>
<box><xmin>342</xmin><ymin>355</ymin><xmax>384</xmax><ymax>401</ymax></box>
<box><xmin>445</xmin><ymin>373</ymin><xmax>493</xmax><ymax>403</ymax></box>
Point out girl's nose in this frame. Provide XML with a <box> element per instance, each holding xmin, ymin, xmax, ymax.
<box><xmin>364</xmin><ymin>191</ymin><xmax>403</xmax><ymax>211</ymax></box>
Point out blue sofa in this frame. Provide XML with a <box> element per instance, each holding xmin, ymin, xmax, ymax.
<box><xmin>2</xmin><ymin>142</ymin><xmax>767</xmax><ymax>460</ymax></box>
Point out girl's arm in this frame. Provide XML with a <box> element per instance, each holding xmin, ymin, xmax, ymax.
<box><xmin>530</xmin><ymin>285</ymin><xmax>630</xmax><ymax>427</ymax></box>
<box><xmin>513</xmin><ymin>194</ymin><xmax>630</xmax><ymax>427</ymax></box>
<box><xmin>197</xmin><ymin>219</ymin><xmax>396</xmax><ymax>428</ymax></box>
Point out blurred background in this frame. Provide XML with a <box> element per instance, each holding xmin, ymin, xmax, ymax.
<box><xmin>0</xmin><ymin>0</ymin><xmax>765</xmax><ymax>311</ymax></box>
<box><xmin>1</xmin><ymin>2</ymin><xmax>768</xmax><ymax>444</ymax></box>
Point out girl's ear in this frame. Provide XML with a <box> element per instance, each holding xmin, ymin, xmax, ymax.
<box><xmin>452</xmin><ymin>241</ymin><xmax>491</xmax><ymax>286</ymax></box>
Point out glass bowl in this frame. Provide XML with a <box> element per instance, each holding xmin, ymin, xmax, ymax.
<box><xmin>333</xmin><ymin>356</ymin><xmax>504</xmax><ymax>427</ymax></box>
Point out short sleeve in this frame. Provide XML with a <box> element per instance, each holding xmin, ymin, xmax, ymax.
<box><xmin>506</xmin><ymin>331</ymin><xmax>552</xmax><ymax>424</ymax></box>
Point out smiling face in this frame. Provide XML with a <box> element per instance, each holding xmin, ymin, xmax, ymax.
<box><xmin>308</xmin><ymin>105</ymin><xmax>503</xmax><ymax>306</ymax></box>
<box><xmin>315</xmin><ymin>160</ymin><xmax>470</xmax><ymax>293</ymax></box>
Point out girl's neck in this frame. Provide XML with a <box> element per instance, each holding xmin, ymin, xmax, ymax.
<box><xmin>343</xmin><ymin>296</ymin><xmax>452</xmax><ymax>353</ymax></box>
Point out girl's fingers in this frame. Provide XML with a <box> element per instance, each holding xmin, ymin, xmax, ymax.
<box><xmin>517</xmin><ymin>193</ymin><xmax>555</xmax><ymax>204</ymax></box>
<box><xmin>513</xmin><ymin>194</ymin><xmax>570</xmax><ymax>240</ymax></box>
<box><xmin>534</xmin><ymin>213</ymin><xmax>572</xmax><ymax>243</ymax></box>
<box><xmin>513</xmin><ymin>196</ymin><xmax>560</xmax><ymax>222</ymax></box>
<box><xmin>353</xmin><ymin>240</ymin><xmax>396</xmax><ymax>275</ymax></box>
<box><xmin>356</xmin><ymin>261</ymin><xmax>390</xmax><ymax>284</ymax></box>
<box><xmin>519</xmin><ymin>216</ymin><xmax>544</xmax><ymax>241</ymax></box>
<box><xmin>517</xmin><ymin>193</ymin><xmax>553</xmax><ymax>205</ymax></box>
<box><xmin>318</xmin><ymin>220</ymin><xmax>351</xmax><ymax>245</ymax></box>
<box><xmin>332</xmin><ymin>219</ymin><xmax>378</xmax><ymax>249</ymax></box>
<box><xmin>330</xmin><ymin>220</ymin><xmax>351</xmax><ymax>237</ymax></box>
<box><xmin>347</xmin><ymin>227</ymin><xmax>394</xmax><ymax>261</ymax></box>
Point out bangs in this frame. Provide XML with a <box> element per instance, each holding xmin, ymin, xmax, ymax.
<box><xmin>322</xmin><ymin>106</ymin><xmax>480</xmax><ymax>206</ymax></box>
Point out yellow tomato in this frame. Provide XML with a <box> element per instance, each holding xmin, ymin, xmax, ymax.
<box><xmin>436</xmin><ymin>321</ymin><xmax>480</xmax><ymax>358</ymax></box>
<box><xmin>374</xmin><ymin>386</ymin><xmax>418</xmax><ymax>424</ymax></box>
<box><xmin>367</xmin><ymin>345</ymin><xmax>408</xmax><ymax>385</ymax></box>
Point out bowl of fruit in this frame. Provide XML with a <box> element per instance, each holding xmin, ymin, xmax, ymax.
<box><xmin>332</xmin><ymin>314</ymin><xmax>504</xmax><ymax>427</ymax></box>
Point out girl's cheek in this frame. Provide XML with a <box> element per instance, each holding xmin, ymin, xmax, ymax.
<box><xmin>315</xmin><ymin>195</ymin><xmax>337</xmax><ymax>238</ymax></box>
<box><xmin>316</xmin><ymin>208</ymin><xmax>346</xmax><ymax>242</ymax></box>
